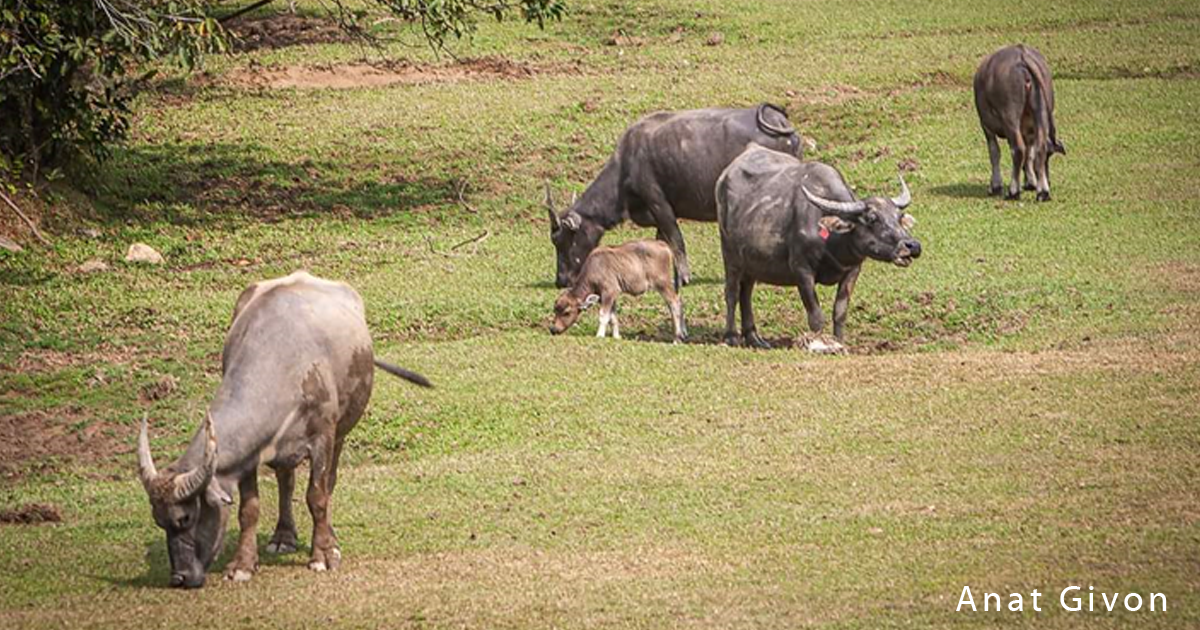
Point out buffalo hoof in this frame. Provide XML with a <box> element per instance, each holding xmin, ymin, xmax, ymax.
<box><xmin>987</xmin><ymin>185</ymin><xmax>1003</xmax><ymax>197</ymax></box>
<box><xmin>1023</xmin><ymin>182</ymin><xmax>1037</xmax><ymax>191</ymax></box>
<box><xmin>1036</xmin><ymin>191</ymin><xmax>1051</xmax><ymax>202</ymax></box>
<box><xmin>1003</xmin><ymin>190</ymin><xmax>1021</xmax><ymax>201</ymax></box>
<box><xmin>721</xmin><ymin>333</ymin><xmax>739</xmax><ymax>347</ymax></box>
<box><xmin>744</xmin><ymin>333</ymin><xmax>772</xmax><ymax>350</ymax></box>
<box><xmin>225</xmin><ymin>569</ymin><xmax>254</xmax><ymax>583</ymax></box>
<box><xmin>309</xmin><ymin>547</ymin><xmax>342</xmax><ymax>572</ymax></box>
<box><xmin>265</xmin><ymin>540</ymin><xmax>297</xmax><ymax>554</ymax></box>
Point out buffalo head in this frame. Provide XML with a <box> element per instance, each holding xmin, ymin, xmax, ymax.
<box><xmin>546</xmin><ymin>185</ymin><xmax>601</xmax><ymax>288</ymax></box>
<box><xmin>802</xmin><ymin>175</ymin><xmax>922</xmax><ymax>267</ymax></box>
<box><xmin>138</xmin><ymin>413</ymin><xmax>232</xmax><ymax>589</ymax></box>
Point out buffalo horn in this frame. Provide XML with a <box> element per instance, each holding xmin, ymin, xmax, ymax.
<box><xmin>891</xmin><ymin>175</ymin><xmax>912</xmax><ymax>209</ymax></box>
<box><xmin>801</xmin><ymin>186</ymin><xmax>867</xmax><ymax>217</ymax></box>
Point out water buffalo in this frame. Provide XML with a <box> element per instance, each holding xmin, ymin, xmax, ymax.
<box><xmin>548</xmin><ymin>103</ymin><xmax>802</xmax><ymax>288</ymax></box>
<box><xmin>549</xmin><ymin>239</ymin><xmax>686</xmax><ymax>342</ymax></box>
<box><xmin>715</xmin><ymin>144</ymin><xmax>921</xmax><ymax>349</ymax></box>
<box><xmin>136</xmin><ymin>271</ymin><xmax>431</xmax><ymax>588</ymax></box>
<box><xmin>974</xmin><ymin>44</ymin><xmax>1066</xmax><ymax>201</ymax></box>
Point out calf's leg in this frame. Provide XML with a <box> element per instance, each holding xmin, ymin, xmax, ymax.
<box><xmin>659</xmin><ymin>286</ymin><xmax>687</xmax><ymax>343</ymax></box>
<box><xmin>224</xmin><ymin>474</ymin><xmax>261</xmax><ymax>582</ymax></box>
<box><xmin>596</xmin><ymin>294</ymin><xmax>616</xmax><ymax>338</ymax></box>
<box><xmin>266</xmin><ymin>466</ymin><xmax>298</xmax><ymax>554</ymax></box>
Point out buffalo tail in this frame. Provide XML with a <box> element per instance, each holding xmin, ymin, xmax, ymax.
<box><xmin>374</xmin><ymin>359</ymin><xmax>433</xmax><ymax>388</ymax></box>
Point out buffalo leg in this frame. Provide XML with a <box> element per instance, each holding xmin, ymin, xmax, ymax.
<box><xmin>1023</xmin><ymin>143</ymin><xmax>1038</xmax><ymax>191</ymax></box>
<box><xmin>610</xmin><ymin>303</ymin><xmax>621</xmax><ymax>339</ymax></box>
<box><xmin>307</xmin><ymin>430</ymin><xmax>340</xmax><ymax>572</ymax></box>
<box><xmin>985</xmin><ymin>131</ymin><xmax>1003</xmax><ymax>196</ymax></box>
<box><xmin>741</xmin><ymin>280</ymin><xmax>771</xmax><ymax>349</ymax></box>
<box><xmin>1035</xmin><ymin>144</ymin><xmax>1051</xmax><ymax>201</ymax></box>
<box><xmin>660</xmin><ymin>286</ymin><xmax>687</xmax><ymax>343</ymax></box>
<box><xmin>224</xmin><ymin>474</ymin><xmax>261</xmax><ymax>582</ymax></box>
<box><xmin>832</xmin><ymin>267</ymin><xmax>861</xmax><ymax>341</ymax></box>
<box><xmin>797</xmin><ymin>271</ymin><xmax>825</xmax><ymax>334</ymax></box>
<box><xmin>723</xmin><ymin>273</ymin><xmax>741</xmax><ymax>346</ymax></box>
<box><xmin>646</xmin><ymin>193</ymin><xmax>690</xmax><ymax>285</ymax></box>
<box><xmin>266</xmin><ymin>466</ymin><xmax>299</xmax><ymax>554</ymax></box>
<box><xmin>596</xmin><ymin>294</ymin><xmax>616</xmax><ymax>338</ymax></box>
<box><xmin>1005</xmin><ymin>132</ymin><xmax>1026</xmax><ymax>200</ymax></box>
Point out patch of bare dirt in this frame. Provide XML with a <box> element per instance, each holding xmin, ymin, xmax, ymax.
<box><xmin>0</xmin><ymin>410</ymin><xmax>129</xmax><ymax>482</ymax></box>
<box><xmin>3</xmin><ymin>345</ymin><xmax>136</xmax><ymax>374</ymax></box>
<box><xmin>228</xmin><ymin>56</ymin><xmax>549</xmax><ymax>90</ymax></box>
<box><xmin>227</xmin><ymin>13</ymin><xmax>352</xmax><ymax>51</ymax></box>
<box><xmin>0</xmin><ymin>503</ymin><xmax>62</xmax><ymax>525</ymax></box>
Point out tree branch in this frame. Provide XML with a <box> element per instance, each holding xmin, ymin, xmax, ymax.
<box><xmin>0</xmin><ymin>188</ymin><xmax>50</xmax><ymax>246</ymax></box>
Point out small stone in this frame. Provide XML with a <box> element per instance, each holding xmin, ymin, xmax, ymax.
<box><xmin>77</xmin><ymin>259</ymin><xmax>109</xmax><ymax>274</ymax></box>
<box><xmin>705</xmin><ymin>32</ymin><xmax>724</xmax><ymax>46</ymax></box>
<box><xmin>867</xmin><ymin>527</ymin><xmax>884</xmax><ymax>536</ymax></box>
<box><xmin>125</xmin><ymin>243</ymin><xmax>164</xmax><ymax>265</ymax></box>
<box><xmin>81</xmin><ymin>228</ymin><xmax>102</xmax><ymax>239</ymax></box>
<box><xmin>801</xmin><ymin>334</ymin><xmax>846</xmax><ymax>355</ymax></box>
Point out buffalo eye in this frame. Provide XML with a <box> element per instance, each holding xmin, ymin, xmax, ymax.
<box><xmin>174</xmin><ymin>514</ymin><xmax>191</xmax><ymax>530</ymax></box>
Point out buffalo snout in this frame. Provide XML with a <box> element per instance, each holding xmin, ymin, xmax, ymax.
<box><xmin>905</xmin><ymin>240</ymin><xmax>922</xmax><ymax>258</ymax></box>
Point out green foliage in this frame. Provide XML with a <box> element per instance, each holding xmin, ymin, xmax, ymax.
<box><xmin>0</xmin><ymin>0</ymin><xmax>227</xmax><ymax>179</ymax></box>
<box><xmin>338</xmin><ymin>0</ymin><xmax>566</xmax><ymax>50</ymax></box>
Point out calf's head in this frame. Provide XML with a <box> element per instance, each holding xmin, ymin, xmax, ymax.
<box><xmin>547</xmin><ymin>186</ymin><xmax>601</xmax><ymax>288</ymax></box>
<box><xmin>137</xmin><ymin>413</ymin><xmax>232</xmax><ymax>589</ymax></box>
<box><xmin>549</xmin><ymin>291</ymin><xmax>600</xmax><ymax>335</ymax></box>
<box><xmin>802</xmin><ymin>176</ymin><xmax>922</xmax><ymax>267</ymax></box>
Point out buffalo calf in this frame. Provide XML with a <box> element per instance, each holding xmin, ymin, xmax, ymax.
<box><xmin>549</xmin><ymin>240</ymin><xmax>687</xmax><ymax>342</ymax></box>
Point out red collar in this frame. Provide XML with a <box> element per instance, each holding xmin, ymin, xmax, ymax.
<box><xmin>819</xmin><ymin>226</ymin><xmax>830</xmax><ymax>241</ymax></box>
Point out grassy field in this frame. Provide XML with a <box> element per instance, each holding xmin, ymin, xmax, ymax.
<box><xmin>2</xmin><ymin>0</ymin><xmax>1199</xmax><ymax>627</ymax></box>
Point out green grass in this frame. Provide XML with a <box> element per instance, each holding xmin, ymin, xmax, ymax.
<box><xmin>2</xmin><ymin>0</ymin><xmax>1200</xmax><ymax>627</ymax></box>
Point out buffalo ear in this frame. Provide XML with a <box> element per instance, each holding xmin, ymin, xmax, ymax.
<box><xmin>581</xmin><ymin>294</ymin><xmax>600</xmax><ymax>310</ymax></box>
<box><xmin>205</xmin><ymin>483</ymin><xmax>232</xmax><ymax>507</ymax></box>
<box><xmin>819</xmin><ymin>216</ymin><xmax>856</xmax><ymax>234</ymax></box>
<box><xmin>1054</xmin><ymin>140</ymin><xmax>1067</xmax><ymax>155</ymax></box>
<box><xmin>900</xmin><ymin>214</ymin><xmax>917</xmax><ymax>230</ymax></box>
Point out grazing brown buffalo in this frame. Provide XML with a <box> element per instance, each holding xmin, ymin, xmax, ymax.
<box><xmin>974</xmin><ymin>44</ymin><xmax>1066</xmax><ymax>201</ymax></box>
<box><xmin>136</xmin><ymin>271</ymin><xmax>430</xmax><ymax>588</ymax></box>
<box><xmin>549</xmin><ymin>239</ymin><xmax>687</xmax><ymax>343</ymax></box>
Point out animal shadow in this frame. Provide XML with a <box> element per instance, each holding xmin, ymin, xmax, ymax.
<box><xmin>90</xmin><ymin>533</ymin><xmax>308</xmax><ymax>589</ymax></box>
<box><xmin>928</xmin><ymin>183</ymin><xmax>991</xmax><ymax>200</ymax></box>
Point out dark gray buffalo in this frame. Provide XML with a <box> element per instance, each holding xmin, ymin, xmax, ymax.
<box><xmin>136</xmin><ymin>271</ymin><xmax>430</xmax><ymax>588</ymax></box>
<box><xmin>715</xmin><ymin>144</ymin><xmax>921</xmax><ymax>349</ymax></box>
<box><xmin>548</xmin><ymin>103</ymin><xmax>802</xmax><ymax>288</ymax></box>
<box><xmin>974</xmin><ymin>44</ymin><xmax>1066</xmax><ymax>201</ymax></box>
